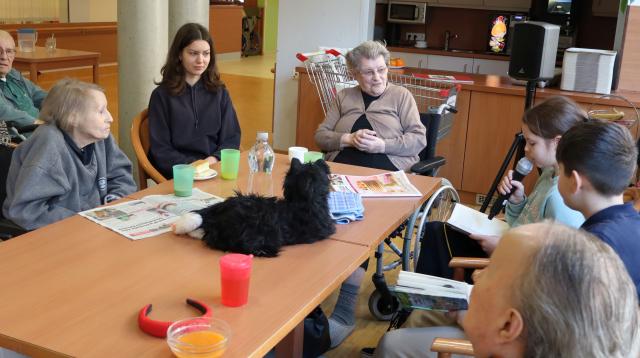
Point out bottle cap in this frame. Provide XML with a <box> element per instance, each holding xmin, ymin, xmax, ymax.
<box><xmin>256</xmin><ymin>132</ymin><xmax>268</xmax><ymax>141</ymax></box>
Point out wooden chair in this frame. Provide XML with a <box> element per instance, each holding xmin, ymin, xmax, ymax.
<box><xmin>130</xmin><ymin>109</ymin><xmax>167</xmax><ymax>189</ymax></box>
<box><xmin>427</xmin><ymin>257</ymin><xmax>489</xmax><ymax>357</ymax></box>
<box><xmin>450</xmin><ymin>257</ymin><xmax>491</xmax><ymax>282</ymax></box>
<box><xmin>431</xmin><ymin>338</ymin><xmax>475</xmax><ymax>357</ymax></box>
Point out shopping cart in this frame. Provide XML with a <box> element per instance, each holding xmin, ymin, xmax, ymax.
<box><xmin>297</xmin><ymin>50</ymin><xmax>462</xmax><ymax>320</ymax></box>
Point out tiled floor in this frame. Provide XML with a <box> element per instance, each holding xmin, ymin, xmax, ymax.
<box><xmin>217</xmin><ymin>52</ymin><xmax>276</xmax><ymax>79</ymax></box>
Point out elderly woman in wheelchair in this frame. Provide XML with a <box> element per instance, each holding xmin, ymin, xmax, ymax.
<box><xmin>314</xmin><ymin>40</ymin><xmax>426</xmax><ymax>348</ymax></box>
<box><xmin>2</xmin><ymin>79</ymin><xmax>136</xmax><ymax>231</ymax></box>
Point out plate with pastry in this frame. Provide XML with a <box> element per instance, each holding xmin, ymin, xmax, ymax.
<box><xmin>191</xmin><ymin>159</ymin><xmax>218</xmax><ymax>180</ymax></box>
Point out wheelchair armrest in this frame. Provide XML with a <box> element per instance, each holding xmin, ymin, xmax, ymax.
<box><xmin>0</xmin><ymin>218</ymin><xmax>28</xmax><ymax>241</ymax></box>
<box><xmin>410</xmin><ymin>156</ymin><xmax>446</xmax><ymax>176</ymax></box>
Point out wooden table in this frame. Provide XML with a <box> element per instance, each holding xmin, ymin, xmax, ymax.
<box><xmin>13</xmin><ymin>47</ymin><xmax>100</xmax><ymax>84</ymax></box>
<box><xmin>0</xmin><ymin>154</ymin><xmax>441</xmax><ymax>357</ymax></box>
<box><xmin>131</xmin><ymin>154</ymin><xmax>442</xmax><ymax>250</ymax></box>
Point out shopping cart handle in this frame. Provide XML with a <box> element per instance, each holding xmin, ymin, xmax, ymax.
<box><xmin>325</xmin><ymin>49</ymin><xmax>342</xmax><ymax>57</ymax></box>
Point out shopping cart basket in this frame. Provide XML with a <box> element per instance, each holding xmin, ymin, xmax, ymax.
<box><xmin>297</xmin><ymin>50</ymin><xmax>462</xmax><ymax>320</ymax></box>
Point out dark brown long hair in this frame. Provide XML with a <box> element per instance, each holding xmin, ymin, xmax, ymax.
<box><xmin>156</xmin><ymin>23</ymin><xmax>224</xmax><ymax>95</ymax></box>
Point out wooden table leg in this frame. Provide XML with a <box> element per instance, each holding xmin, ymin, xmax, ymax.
<box><xmin>29</xmin><ymin>63</ymin><xmax>38</xmax><ymax>83</ymax></box>
<box><xmin>92</xmin><ymin>61</ymin><xmax>99</xmax><ymax>84</ymax></box>
<box><xmin>275</xmin><ymin>321</ymin><xmax>304</xmax><ymax>358</ymax></box>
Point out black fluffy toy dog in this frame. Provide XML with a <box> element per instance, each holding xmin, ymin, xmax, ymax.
<box><xmin>173</xmin><ymin>158</ymin><xmax>336</xmax><ymax>257</ymax></box>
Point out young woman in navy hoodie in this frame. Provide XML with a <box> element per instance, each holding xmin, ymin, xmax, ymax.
<box><xmin>148</xmin><ymin>22</ymin><xmax>241</xmax><ymax>178</ymax></box>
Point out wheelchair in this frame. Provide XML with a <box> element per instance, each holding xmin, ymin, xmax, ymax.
<box><xmin>367</xmin><ymin>109</ymin><xmax>461</xmax><ymax>321</ymax></box>
<box><xmin>0</xmin><ymin>120</ymin><xmax>30</xmax><ymax>241</ymax></box>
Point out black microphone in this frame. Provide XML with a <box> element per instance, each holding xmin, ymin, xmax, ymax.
<box><xmin>488</xmin><ymin>157</ymin><xmax>534</xmax><ymax>220</ymax></box>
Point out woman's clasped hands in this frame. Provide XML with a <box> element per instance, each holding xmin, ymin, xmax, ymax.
<box><xmin>343</xmin><ymin>129</ymin><xmax>385</xmax><ymax>153</ymax></box>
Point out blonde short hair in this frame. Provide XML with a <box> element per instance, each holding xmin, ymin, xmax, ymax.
<box><xmin>345</xmin><ymin>41</ymin><xmax>390</xmax><ymax>72</ymax></box>
<box><xmin>40</xmin><ymin>78</ymin><xmax>104</xmax><ymax>132</ymax></box>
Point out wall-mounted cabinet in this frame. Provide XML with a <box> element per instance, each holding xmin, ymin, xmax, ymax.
<box><xmin>391</xmin><ymin>51</ymin><xmax>509</xmax><ymax>76</ymax></box>
<box><xmin>428</xmin><ymin>54</ymin><xmax>475</xmax><ymax>73</ymax></box>
<box><xmin>429</xmin><ymin>0</ymin><xmax>531</xmax><ymax>12</ymax></box>
<box><xmin>592</xmin><ymin>0</ymin><xmax>619</xmax><ymax>17</ymax></box>
<box><xmin>483</xmin><ymin>0</ymin><xmax>531</xmax><ymax>11</ymax></box>
<box><xmin>433</xmin><ymin>0</ymin><xmax>483</xmax><ymax>7</ymax></box>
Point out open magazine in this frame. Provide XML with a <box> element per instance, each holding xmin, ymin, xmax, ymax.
<box><xmin>391</xmin><ymin>271</ymin><xmax>472</xmax><ymax>312</ymax></box>
<box><xmin>329</xmin><ymin>171</ymin><xmax>422</xmax><ymax>197</ymax></box>
<box><xmin>79</xmin><ymin>188</ymin><xmax>223</xmax><ymax>240</ymax></box>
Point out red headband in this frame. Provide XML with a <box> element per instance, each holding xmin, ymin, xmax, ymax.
<box><xmin>138</xmin><ymin>298</ymin><xmax>212</xmax><ymax>338</ymax></box>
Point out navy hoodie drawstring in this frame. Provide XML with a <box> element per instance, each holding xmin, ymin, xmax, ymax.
<box><xmin>190</xmin><ymin>84</ymin><xmax>200</xmax><ymax>128</ymax></box>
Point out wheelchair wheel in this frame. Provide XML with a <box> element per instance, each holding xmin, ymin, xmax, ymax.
<box><xmin>412</xmin><ymin>184</ymin><xmax>459</xmax><ymax>271</ymax></box>
<box><xmin>368</xmin><ymin>289</ymin><xmax>399</xmax><ymax>321</ymax></box>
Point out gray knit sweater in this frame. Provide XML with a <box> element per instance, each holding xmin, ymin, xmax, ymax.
<box><xmin>3</xmin><ymin>124</ymin><xmax>137</xmax><ymax>230</ymax></box>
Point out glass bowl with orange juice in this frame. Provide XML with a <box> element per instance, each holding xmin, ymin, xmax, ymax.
<box><xmin>167</xmin><ymin>317</ymin><xmax>231</xmax><ymax>358</ymax></box>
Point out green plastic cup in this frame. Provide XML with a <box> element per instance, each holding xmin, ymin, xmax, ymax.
<box><xmin>221</xmin><ymin>149</ymin><xmax>241</xmax><ymax>180</ymax></box>
<box><xmin>304</xmin><ymin>151</ymin><xmax>323</xmax><ymax>163</ymax></box>
<box><xmin>173</xmin><ymin>164</ymin><xmax>195</xmax><ymax>197</ymax></box>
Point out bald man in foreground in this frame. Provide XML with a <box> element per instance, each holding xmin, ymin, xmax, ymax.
<box><xmin>0</xmin><ymin>30</ymin><xmax>47</xmax><ymax>127</ymax></box>
<box><xmin>463</xmin><ymin>222</ymin><xmax>640</xmax><ymax>357</ymax></box>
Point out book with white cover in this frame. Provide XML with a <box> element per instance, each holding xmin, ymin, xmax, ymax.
<box><xmin>392</xmin><ymin>271</ymin><xmax>472</xmax><ymax>311</ymax></box>
<box><xmin>446</xmin><ymin>203</ymin><xmax>509</xmax><ymax>236</ymax></box>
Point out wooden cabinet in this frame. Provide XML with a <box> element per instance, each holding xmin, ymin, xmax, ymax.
<box><xmin>434</xmin><ymin>0</ymin><xmax>483</xmax><ymax>6</ymax></box>
<box><xmin>592</xmin><ymin>0</ymin><xmax>619</xmax><ymax>17</ymax></box>
<box><xmin>461</xmin><ymin>92</ymin><xmax>530</xmax><ymax>194</ymax></box>
<box><xmin>296</xmin><ymin>71</ymin><xmax>325</xmax><ymax>151</ymax></box>
<box><xmin>428</xmin><ymin>55</ymin><xmax>474</xmax><ymax>73</ymax></box>
<box><xmin>430</xmin><ymin>0</ymin><xmax>530</xmax><ymax>11</ymax></box>
<box><xmin>483</xmin><ymin>0</ymin><xmax>531</xmax><ymax>11</ymax></box>
<box><xmin>472</xmin><ymin>58</ymin><xmax>510</xmax><ymax>76</ymax></box>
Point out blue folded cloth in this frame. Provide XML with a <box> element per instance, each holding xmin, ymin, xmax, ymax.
<box><xmin>328</xmin><ymin>192</ymin><xmax>364</xmax><ymax>224</ymax></box>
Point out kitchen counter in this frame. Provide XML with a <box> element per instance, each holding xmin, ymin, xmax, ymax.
<box><xmin>390</xmin><ymin>67</ymin><xmax>640</xmax><ymax>107</ymax></box>
<box><xmin>388</xmin><ymin>46</ymin><xmax>510</xmax><ymax>62</ymax></box>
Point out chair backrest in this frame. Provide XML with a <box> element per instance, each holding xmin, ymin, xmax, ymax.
<box><xmin>0</xmin><ymin>143</ymin><xmax>15</xmax><ymax>212</ymax></box>
<box><xmin>418</xmin><ymin>112</ymin><xmax>442</xmax><ymax>164</ymax></box>
<box><xmin>131</xmin><ymin>109</ymin><xmax>167</xmax><ymax>189</ymax></box>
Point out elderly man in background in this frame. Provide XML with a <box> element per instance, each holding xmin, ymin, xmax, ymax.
<box><xmin>0</xmin><ymin>29</ymin><xmax>47</xmax><ymax>128</ymax></box>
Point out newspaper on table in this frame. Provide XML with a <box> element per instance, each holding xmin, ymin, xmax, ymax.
<box><xmin>329</xmin><ymin>171</ymin><xmax>422</xmax><ymax>197</ymax></box>
<box><xmin>79</xmin><ymin>188</ymin><xmax>223</xmax><ymax>240</ymax></box>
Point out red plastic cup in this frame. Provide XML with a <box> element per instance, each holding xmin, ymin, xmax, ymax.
<box><xmin>219</xmin><ymin>253</ymin><xmax>253</xmax><ymax>307</ymax></box>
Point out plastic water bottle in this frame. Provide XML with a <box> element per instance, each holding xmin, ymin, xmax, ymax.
<box><xmin>248</xmin><ymin>132</ymin><xmax>274</xmax><ymax>173</ymax></box>
<box><xmin>248</xmin><ymin>132</ymin><xmax>274</xmax><ymax>195</ymax></box>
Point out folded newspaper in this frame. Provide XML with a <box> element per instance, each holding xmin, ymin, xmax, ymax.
<box><xmin>79</xmin><ymin>188</ymin><xmax>223</xmax><ymax>240</ymax></box>
<box><xmin>329</xmin><ymin>171</ymin><xmax>421</xmax><ymax>197</ymax></box>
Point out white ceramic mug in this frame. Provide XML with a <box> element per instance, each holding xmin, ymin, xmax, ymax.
<box><xmin>288</xmin><ymin>146</ymin><xmax>308</xmax><ymax>163</ymax></box>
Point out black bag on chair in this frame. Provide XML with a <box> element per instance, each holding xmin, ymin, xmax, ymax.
<box><xmin>303</xmin><ymin>306</ymin><xmax>331</xmax><ymax>358</ymax></box>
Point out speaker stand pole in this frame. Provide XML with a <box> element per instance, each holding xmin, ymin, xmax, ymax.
<box><xmin>479</xmin><ymin>80</ymin><xmax>536</xmax><ymax>213</ymax></box>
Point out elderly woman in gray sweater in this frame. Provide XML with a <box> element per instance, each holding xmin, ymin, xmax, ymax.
<box><xmin>314</xmin><ymin>41</ymin><xmax>426</xmax><ymax>349</ymax></box>
<box><xmin>3</xmin><ymin>79</ymin><xmax>137</xmax><ymax>231</ymax></box>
